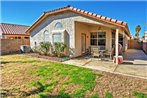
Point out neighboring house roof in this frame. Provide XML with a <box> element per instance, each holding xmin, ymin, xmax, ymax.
<box><xmin>26</xmin><ymin>5</ymin><xmax>131</xmax><ymax>37</ymax></box>
<box><xmin>0</xmin><ymin>23</ymin><xmax>30</xmax><ymax>35</ymax></box>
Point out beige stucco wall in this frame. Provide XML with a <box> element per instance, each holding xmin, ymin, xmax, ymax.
<box><xmin>75</xmin><ymin>22</ymin><xmax>113</xmax><ymax>57</ymax></box>
<box><xmin>75</xmin><ymin>22</ymin><xmax>90</xmax><ymax>56</ymax></box>
<box><xmin>30</xmin><ymin>11</ymin><xmax>129</xmax><ymax>57</ymax></box>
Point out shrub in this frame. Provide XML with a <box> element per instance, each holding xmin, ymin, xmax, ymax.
<box><xmin>53</xmin><ymin>42</ymin><xmax>66</xmax><ymax>57</ymax></box>
<box><xmin>39</xmin><ymin>42</ymin><xmax>52</xmax><ymax>56</ymax></box>
<box><xmin>32</xmin><ymin>42</ymin><xmax>52</xmax><ymax>56</ymax></box>
<box><xmin>32</xmin><ymin>42</ymin><xmax>67</xmax><ymax>57</ymax></box>
<box><xmin>32</xmin><ymin>45</ymin><xmax>41</xmax><ymax>53</ymax></box>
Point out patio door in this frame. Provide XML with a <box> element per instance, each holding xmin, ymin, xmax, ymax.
<box><xmin>81</xmin><ymin>34</ymin><xmax>86</xmax><ymax>53</ymax></box>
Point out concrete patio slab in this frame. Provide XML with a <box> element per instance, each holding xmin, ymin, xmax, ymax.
<box><xmin>63</xmin><ymin>49</ymin><xmax>147</xmax><ymax>79</ymax></box>
<box><xmin>63</xmin><ymin>58</ymin><xmax>117</xmax><ymax>72</ymax></box>
<box><xmin>84</xmin><ymin>60</ymin><xmax>117</xmax><ymax>72</ymax></box>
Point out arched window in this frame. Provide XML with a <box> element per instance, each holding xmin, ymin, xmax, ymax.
<box><xmin>44</xmin><ymin>30</ymin><xmax>49</xmax><ymax>42</ymax></box>
<box><xmin>55</xmin><ymin>22</ymin><xmax>63</xmax><ymax>29</ymax></box>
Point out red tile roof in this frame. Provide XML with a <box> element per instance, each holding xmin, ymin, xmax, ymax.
<box><xmin>26</xmin><ymin>5</ymin><xmax>131</xmax><ymax>37</ymax></box>
<box><xmin>0</xmin><ymin>23</ymin><xmax>30</xmax><ymax>35</ymax></box>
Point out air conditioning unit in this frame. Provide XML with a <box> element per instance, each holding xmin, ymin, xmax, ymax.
<box><xmin>20</xmin><ymin>45</ymin><xmax>31</xmax><ymax>53</ymax></box>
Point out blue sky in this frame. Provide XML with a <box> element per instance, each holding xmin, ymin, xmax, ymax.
<box><xmin>1</xmin><ymin>1</ymin><xmax>147</xmax><ymax>37</ymax></box>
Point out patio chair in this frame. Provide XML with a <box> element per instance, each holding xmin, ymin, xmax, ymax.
<box><xmin>104</xmin><ymin>50</ymin><xmax>112</xmax><ymax>59</ymax></box>
<box><xmin>91</xmin><ymin>46</ymin><xmax>100</xmax><ymax>58</ymax></box>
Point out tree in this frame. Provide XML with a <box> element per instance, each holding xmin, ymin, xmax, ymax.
<box><xmin>135</xmin><ymin>25</ymin><xmax>141</xmax><ymax>39</ymax></box>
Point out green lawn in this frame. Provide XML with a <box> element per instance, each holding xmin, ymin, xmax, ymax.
<box><xmin>30</xmin><ymin>58</ymin><xmax>101</xmax><ymax>98</ymax></box>
<box><xmin>1</xmin><ymin>54</ymin><xmax>147</xmax><ymax>98</ymax></box>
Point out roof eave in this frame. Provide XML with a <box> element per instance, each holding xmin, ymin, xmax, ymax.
<box><xmin>25</xmin><ymin>13</ymin><xmax>46</xmax><ymax>34</ymax></box>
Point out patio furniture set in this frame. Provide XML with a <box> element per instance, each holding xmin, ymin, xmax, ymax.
<box><xmin>86</xmin><ymin>46</ymin><xmax>114</xmax><ymax>60</ymax></box>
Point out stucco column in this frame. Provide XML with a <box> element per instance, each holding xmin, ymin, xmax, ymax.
<box><xmin>115</xmin><ymin>28</ymin><xmax>119</xmax><ymax>65</ymax></box>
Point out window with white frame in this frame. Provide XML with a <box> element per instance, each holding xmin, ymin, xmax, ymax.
<box><xmin>90</xmin><ymin>32</ymin><xmax>106</xmax><ymax>50</ymax></box>
<box><xmin>53</xmin><ymin>33</ymin><xmax>62</xmax><ymax>43</ymax></box>
<box><xmin>44</xmin><ymin>30</ymin><xmax>49</xmax><ymax>42</ymax></box>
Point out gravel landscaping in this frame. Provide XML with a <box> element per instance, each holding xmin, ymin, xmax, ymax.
<box><xmin>1</xmin><ymin>54</ymin><xmax>147</xmax><ymax>98</ymax></box>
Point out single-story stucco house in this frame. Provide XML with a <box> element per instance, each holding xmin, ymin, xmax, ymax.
<box><xmin>0</xmin><ymin>23</ymin><xmax>30</xmax><ymax>39</ymax></box>
<box><xmin>26</xmin><ymin>5</ymin><xmax>131</xmax><ymax>63</ymax></box>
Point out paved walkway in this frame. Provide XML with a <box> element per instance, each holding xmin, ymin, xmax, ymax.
<box><xmin>116</xmin><ymin>49</ymin><xmax>147</xmax><ymax>78</ymax></box>
<box><xmin>63</xmin><ymin>49</ymin><xmax>147</xmax><ymax>79</ymax></box>
<box><xmin>123</xmin><ymin>49</ymin><xmax>147</xmax><ymax>61</ymax></box>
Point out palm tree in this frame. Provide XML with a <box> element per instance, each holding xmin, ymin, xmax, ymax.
<box><xmin>135</xmin><ymin>25</ymin><xmax>141</xmax><ymax>39</ymax></box>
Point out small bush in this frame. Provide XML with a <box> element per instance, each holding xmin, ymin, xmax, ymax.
<box><xmin>32</xmin><ymin>42</ymin><xmax>53</xmax><ymax>56</ymax></box>
<box><xmin>32</xmin><ymin>45</ymin><xmax>41</xmax><ymax>53</ymax></box>
<box><xmin>39</xmin><ymin>42</ymin><xmax>52</xmax><ymax>56</ymax></box>
<box><xmin>53</xmin><ymin>42</ymin><xmax>66</xmax><ymax>57</ymax></box>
